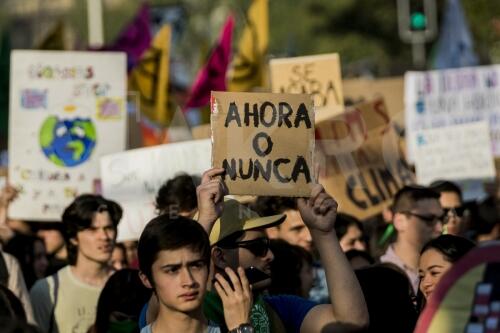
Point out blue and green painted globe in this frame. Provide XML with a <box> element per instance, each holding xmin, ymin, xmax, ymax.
<box><xmin>39</xmin><ymin>116</ymin><xmax>97</xmax><ymax>167</ymax></box>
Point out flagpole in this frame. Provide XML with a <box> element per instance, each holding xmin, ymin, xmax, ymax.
<box><xmin>87</xmin><ymin>0</ymin><xmax>104</xmax><ymax>47</ymax></box>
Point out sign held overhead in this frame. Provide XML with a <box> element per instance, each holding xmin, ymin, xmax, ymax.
<box><xmin>211</xmin><ymin>91</ymin><xmax>315</xmax><ymax>196</ymax></box>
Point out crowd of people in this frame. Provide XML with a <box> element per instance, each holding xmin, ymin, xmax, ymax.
<box><xmin>0</xmin><ymin>166</ymin><xmax>498</xmax><ymax>333</ymax></box>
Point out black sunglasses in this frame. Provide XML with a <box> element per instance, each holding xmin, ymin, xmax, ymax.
<box><xmin>401</xmin><ymin>211</ymin><xmax>444</xmax><ymax>227</ymax></box>
<box><xmin>219</xmin><ymin>237</ymin><xmax>270</xmax><ymax>257</ymax></box>
<box><xmin>442</xmin><ymin>206</ymin><xmax>467</xmax><ymax>218</ymax></box>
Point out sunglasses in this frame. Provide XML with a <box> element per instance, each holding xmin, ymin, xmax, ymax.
<box><xmin>401</xmin><ymin>211</ymin><xmax>445</xmax><ymax>227</ymax></box>
<box><xmin>219</xmin><ymin>237</ymin><xmax>270</xmax><ymax>257</ymax></box>
<box><xmin>442</xmin><ymin>206</ymin><xmax>467</xmax><ymax>218</ymax></box>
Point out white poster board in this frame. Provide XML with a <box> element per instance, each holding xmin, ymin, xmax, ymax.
<box><xmin>100</xmin><ymin>139</ymin><xmax>211</xmax><ymax>241</ymax></box>
<box><xmin>8</xmin><ymin>50</ymin><xmax>127</xmax><ymax>221</ymax></box>
<box><xmin>405</xmin><ymin>65</ymin><xmax>500</xmax><ymax>162</ymax></box>
<box><xmin>414</xmin><ymin>121</ymin><xmax>495</xmax><ymax>185</ymax></box>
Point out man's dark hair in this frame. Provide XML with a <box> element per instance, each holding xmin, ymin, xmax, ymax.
<box><xmin>62</xmin><ymin>194</ymin><xmax>122</xmax><ymax>265</ymax></box>
<box><xmin>429</xmin><ymin>180</ymin><xmax>463</xmax><ymax>201</ymax></box>
<box><xmin>155</xmin><ymin>174</ymin><xmax>200</xmax><ymax>216</ymax></box>
<box><xmin>420</xmin><ymin>235</ymin><xmax>475</xmax><ymax>263</ymax></box>
<box><xmin>269</xmin><ymin>239</ymin><xmax>313</xmax><ymax>297</ymax></box>
<box><xmin>334</xmin><ymin>213</ymin><xmax>364</xmax><ymax>240</ymax></box>
<box><xmin>138</xmin><ymin>215</ymin><xmax>210</xmax><ymax>285</ymax></box>
<box><xmin>467</xmin><ymin>197</ymin><xmax>500</xmax><ymax>236</ymax></box>
<box><xmin>392</xmin><ymin>185</ymin><xmax>440</xmax><ymax>214</ymax></box>
<box><xmin>252</xmin><ymin>196</ymin><xmax>297</xmax><ymax>219</ymax></box>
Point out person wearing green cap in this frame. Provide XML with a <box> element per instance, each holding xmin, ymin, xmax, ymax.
<box><xmin>195</xmin><ymin>168</ymin><xmax>369</xmax><ymax>333</ymax></box>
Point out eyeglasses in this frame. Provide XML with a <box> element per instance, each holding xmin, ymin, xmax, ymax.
<box><xmin>219</xmin><ymin>237</ymin><xmax>270</xmax><ymax>257</ymax></box>
<box><xmin>401</xmin><ymin>211</ymin><xmax>444</xmax><ymax>227</ymax></box>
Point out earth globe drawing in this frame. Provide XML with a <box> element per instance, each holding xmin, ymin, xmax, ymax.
<box><xmin>39</xmin><ymin>115</ymin><xmax>97</xmax><ymax>167</ymax></box>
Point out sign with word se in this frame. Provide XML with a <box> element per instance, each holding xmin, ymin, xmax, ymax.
<box><xmin>270</xmin><ymin>53</ymin><xmax>344</xmax><ymax>123</ymax></box>
<box><xmin>211</xmin><ymin>91</ymin><xmax>315</xmax><ymax>196</ymax></box>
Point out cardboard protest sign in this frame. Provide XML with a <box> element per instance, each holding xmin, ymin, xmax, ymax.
<box><xmin>414</xmin><ymin>121</ymin><xmax>495</xmax><ymax>185</ymax></box>
<box><xmin>343</xmin><ymin>76</ymin><xmax>404</xmax><ymax>120</ymax></box>
<box><xmin>405</xmin><ymin>65</ymin><xmax>500</xmax><ymax>162</ymax></box>
<box><xmin>9</xmin><ymin>50</ymin><xmax>127</xmax><ymax>221</ymax></box>
<box><xmin>316</xmin><ymin>97</ymin><xmax>414</xmax><ymax>220</ymax></box>
<box><xmin>211</xmin><ymin>91</ymin><xmax>315</xmax><ymax>196</ymax></box>
<box><xmin>101</xmin><ymin>139</ymin><xmax>211</xmax><ymax>241</ymax></box>
<box><xmin>270</xmin><ymin>53</ymin><xmax>344</xmax><ymax>123</ymax></box>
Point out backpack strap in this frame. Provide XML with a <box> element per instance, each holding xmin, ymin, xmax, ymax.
<box><xmin>47</xmin><ymin>273</ymin><xmax>60</xmax><ymax>333</ymax></box>
<box><xmin>0</xmin><ymin>252</ymin><xmax>9</xmax><ymax>287</ymax></box>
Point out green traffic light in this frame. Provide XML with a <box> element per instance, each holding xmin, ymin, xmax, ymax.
<box><xmin>410</xmin><ymin>12</ymin><xmax>427</xmax><ymax>30</ymax></box>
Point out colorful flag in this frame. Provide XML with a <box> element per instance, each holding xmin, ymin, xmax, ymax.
<box><xmin>184</xmin><ymin>15</ymin><xmax>234</xmax><ymax>110</ymax></box>
<box><xmin>432</xmin><ymin>0</ymin><xmax>478</xmax><ymax>69</ymax></box>
<box><xmin>128</xmin><ymin>25</ymin><xmax>172</xmax><ymax>126</ymax></box>
<box><xmin>227</xmin><ymin>0</ymin><xmax>269</xmax><ymax>92</ymax></box>
<box><xmin>104</xmin><ymin>3</ymin><xmax>151</xmax><ymax>71</ymax></box>
<box><xmin>37</xmin><ymin>21</ymin><xmax>66</xmax><ymax>50</ymax></box>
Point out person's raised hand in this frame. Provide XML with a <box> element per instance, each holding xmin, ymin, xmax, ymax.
<box><xmin>297</xmin><ymin>184</ymin><xmax>338</xmax><ymax>234</ymax></box>
<box><xmin>214</xmin><ymin>267</ymin><xmax>253</xmax><ymax>331</ymax></box>
<box><xmin>196</xmin><ymin>168</ymin><xmax>227</xmax><ymax>230</ymax></box>
<box><xmin>0</xmin><ymin>185</ymin><xmax>18</xmax><ymax>208</ymax></box>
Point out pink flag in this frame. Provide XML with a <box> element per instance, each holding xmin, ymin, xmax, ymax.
<box><xmin>184</xmin><ymin>15</ymin><xmax>234</xmax><ymax>110</ymax></box>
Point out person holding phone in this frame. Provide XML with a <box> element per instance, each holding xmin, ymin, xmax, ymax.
<box><xmin>196</xmin><ymin>168</ymin><xmax>369</xmax><ymax>333</ymax></box>
<box><xmin>138</xmin><ymin>214</ymin><xmax>254</xmax><ymax>333</ymax></box>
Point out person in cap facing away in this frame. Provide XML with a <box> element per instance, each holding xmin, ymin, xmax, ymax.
<box><xmin>196</xmin><ymin>168</ymin><xmax>369</xmax><ymax>333</ymax></box>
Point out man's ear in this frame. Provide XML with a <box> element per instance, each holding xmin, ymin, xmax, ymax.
<box><xmin>139</xmin><ymin>271</ymin><xmax>154</xmax><ymax>289</ymax></box>
<box><xmin>211</xmin><ymin>247</ymin><xmax>228</xmax><ymax>270</ymax></box>
<box><xmin>266</xmin><ymin>226</ymin><xmax>280</xmax><ymax>239</ymax></box>
<box><xmin>393</xmin><ymin>212</ymin><xmax>407</xmax><ymax>232</ymax></box>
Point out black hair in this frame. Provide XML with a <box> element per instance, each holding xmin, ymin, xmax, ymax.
<box><xmin>334</xmin><ymin>213</ymin><xmax>364</xmax><ymax>240</ymax></box>
<box><xmin>137</xmin><ymin>215</ymin><xmax>210</xmax><ymax>285</ymax></box>
<box><xmin>429</xmin><ymin>180</ymin><xmax>463</xmax><ymax>201</ymax></box>
<box><xmin>4</xmin><ymin>234</ymin><xmax>46</xmax><ymax>289</ymax></box>
<box><xmin>345</xmin><ymin>249</ymin><xmax>375</xmax><ymax>266</ymax></box>
<box><xmin>155</xmin><ymin>174</ymin><xmax>200</xmax><ymax>215</ymax></box>
<box><xmin>467</xmin><ymin>197</ymin><xmax>500</xmax><ymax>236</ymax></box>
<box><xmin>252</xmin><ymin>196</ymin><xmax>297</xmax><ymax>217</ymax></box>
<box><xmin>93</xmin><ymin>269</ymin><xmax>152</xmax><ymax>333</ymax></box>
<box><xmin>420</xmin><ymin>234</ymin><xmax>475</xmax><ymax>263</ymax></box>
<box><xmin>355</xmin><ymin>265</ymin><xmax>418</xmax><ymax>333</ymax></box>
<box><xmin>268</xmin><ymin>239</ymin><xmax>313</xmax><ymax>297</ymax></box>
<box><xmin>62</xmin><ymin>194</ymin><xmax>122</xmax><ymax>265</ymax></box>
<box><xmin>392</xmin><ymin>185</ymin><xmax>440</xmax><ymax>214</ymax></box>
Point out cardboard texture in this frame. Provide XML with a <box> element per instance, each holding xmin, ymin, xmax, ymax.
<box><xmin>211</xmin><ymin>91</ymin><xmax>315</xmax><ymax>196</ymax></box>
<box><xmin>316</xmin><ymin>98</ymin><xmax>414</xmax><ymax>220</ymax></box>
<box><xmin>270</xmin><ymin>53</ymin><xmax>344</xmax><ymax>123</ymax></box>
<box><xmin>343</xmin><ymin>76</ymin><xmax>404</xmax><ymax>121</ymax></box>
